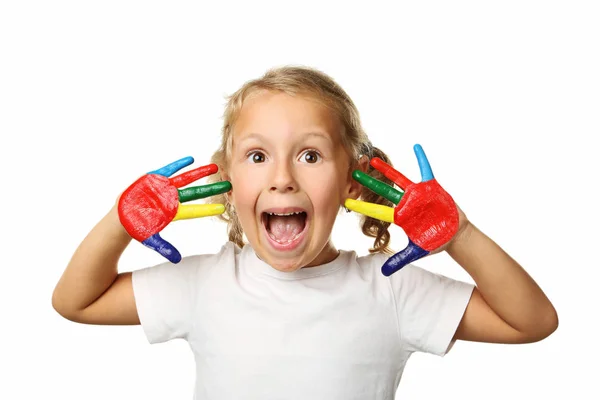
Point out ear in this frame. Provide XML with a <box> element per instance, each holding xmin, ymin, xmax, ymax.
<box><xmin>346</xmin><ymin>155</ymin><xmax>369</xmax><ymax>201</ymax></box>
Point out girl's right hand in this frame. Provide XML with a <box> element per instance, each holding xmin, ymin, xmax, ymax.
<box><xmin>118</xmin><ymin>156</ymin><xmax>231</xmax><ymax>263</ymax></box>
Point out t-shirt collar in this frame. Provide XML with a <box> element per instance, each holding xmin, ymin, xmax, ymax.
<box><xmin>240</xmin><ymin>243</ymin><xmax>349</xmax><ymax>280</ymax></box>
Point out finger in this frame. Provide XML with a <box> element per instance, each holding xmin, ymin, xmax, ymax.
<box><xmin>142</xmin><ymin>233</ymin><xmax>182</xmax><ymax>263</ymax></box>
<box><xmin>148</xmin><ymin>156</ymin><xmax>194</xmax><ymax>177</ymax></box>
<box><xmin>172</xmin><ymin>204</ymin><xmax>226</xmax><ymax>221</ymax></box>
<box><xmin>370</xmin><ymin>157</ymin><xmax>414</xmax><ymax>190</ymax></box>
<box><xmin>179</xmin><ymin>181</ymin><xmax>232</xmax><ymax>203</ymax></box>
<box><xmin>414</xmin><ymin>144</ymin><xmax>434</xmax><ymax>182</ymax></box>
<box><xmin>344</xmin><ymin>199</ymin><xmax>394</xmax><ymax>223</ymax></box>
<box><xmin>352</xmin><ymin>170</ymin><xmax>404</xmax><ymax>205</ymax></box>
<box><xmin>381</xmin><ymin>240</ymin><xmax>429</xmax><ymax>276</ymax></box>
<box><xmin>170</xmin><ymin>164</ymin><xmax>218</xmax><ymax>188</ymax></box>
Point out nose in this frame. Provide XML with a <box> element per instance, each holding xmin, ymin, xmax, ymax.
<box><xmin>269</xmin><ymin>161</ymin><xmax>298</xmax><ymax>193</ymax></box>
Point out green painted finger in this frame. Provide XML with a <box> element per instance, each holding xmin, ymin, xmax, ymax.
<box><xmin>352</xmin><ymin>170</ymin><xmax>404</xmax><ymax>205</ymax></box>
<box><xmin>178</xmin><ymin>181</ymin><xmax>232</xmax><ymax>203</ymax></box>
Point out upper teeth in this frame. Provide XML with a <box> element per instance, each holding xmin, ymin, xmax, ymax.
<box><xmin>266</xmin><ymin>212</ymin><xmax>303</xmax><ymax>216</ymax></box>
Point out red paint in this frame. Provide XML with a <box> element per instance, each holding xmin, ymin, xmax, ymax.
<box><xmin>118</xmin><ymin>163</ymin><xmax>221</xmax><ymax>243</ymax></box>
<box><xmin>170</xmin><ymin>164</ymin><xmax>217</xmax><ymax>188</ymax></box>
<box><xmin>371</xmin><ymin>157</ymin><xmax>413</xmax><ymax>190</ymax></box>
<box><xmin>118</xmin><ymin>174</ymin><xmax>179</xmax><ymax>242</ymax></box>
<box><xmin>393</xmin><ymin>179</ymin><xmax>459</xmax><ymax>251</ymax></box>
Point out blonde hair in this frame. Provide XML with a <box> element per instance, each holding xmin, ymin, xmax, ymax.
<box><xmin>209</xmin><ymin>65</ymin><xmax>395</xmax><ymax>254</ymax></box>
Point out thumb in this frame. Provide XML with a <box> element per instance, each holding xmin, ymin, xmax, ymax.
<box><xmin>142</xmin><ymin>233</ymin><xmax>182</xmax><ymax>263</ymax></box>
<box><xmin>381</xmin><ymin>240</ymin><xmax>429</xmax><ymax>276</ymax></box>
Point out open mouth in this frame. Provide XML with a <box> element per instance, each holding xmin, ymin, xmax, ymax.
<box><xmin>261</xmin><ymin>210</ymin><xmax>308</xmax><ymax>250</ymax></box>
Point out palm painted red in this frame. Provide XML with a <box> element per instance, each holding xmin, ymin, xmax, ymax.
<box><xmin>381</xmin><ymin>164</ymin><xmax>459</xmax><ymax>252</ymax></box>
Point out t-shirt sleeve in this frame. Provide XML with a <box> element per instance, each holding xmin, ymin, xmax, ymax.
<box><xmin>389</xmin><ymin>263</ymin><xmax>475</xmax><ymax>356</ymax></box>
<box><xmin>131</xmin><ymin>242</ymin><xmax>237</xmax><ymax>344</ymax></box>
<box><xmin>131</xmin><ymin>258</ymin><xmax>200</xmax><ymax>344</ymax></box>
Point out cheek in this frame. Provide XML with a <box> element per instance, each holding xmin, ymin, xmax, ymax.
<box><xmin>302</xmin><ymin>167</ymin><xmax>346</xmax><ymax>211</ymax></box>
<box><xmin>231</xmin><ymin>181</ymin><xmax>254</xmax><ymax>207</ymax></box>
<box><xmin>230</xmin><ymin>168</ymin><xmax>264</xmax><ymax>206</ymax></box>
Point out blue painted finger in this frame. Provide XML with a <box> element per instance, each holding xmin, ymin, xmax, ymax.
<box><xmin>141</xmin><ymin>233</ymin><xmax>182</xmax><ymax>263</ymax></box>
<box><xmin>148</xmin><ymin>156</ymin><xmax>194</xmax><ymax>177</ymax></box>
<box><xmin>381</xmin><ymin>239</ymin><xmax>429</xmax><ymax>276</ymax></box>
<box><xmin>414</xmin><ymin>144</ymin><xmax>434</xmax><ymax>182</ymax></box>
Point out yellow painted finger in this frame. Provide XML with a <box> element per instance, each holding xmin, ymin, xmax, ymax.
<box><xmin>173</xmin><ymin>204</ymin><xmax>226</xmax><ymax>221</ymax></box>
<box><xmin>344</xmin><ymin>199</ymin><xmax>394</xmax><ymax>223</ymax></box>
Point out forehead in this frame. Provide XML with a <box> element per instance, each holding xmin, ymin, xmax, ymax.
<box><xmin>232</xmin><ymin>90</ymin><xmax>342</xmax><ymax>142</ymax></box>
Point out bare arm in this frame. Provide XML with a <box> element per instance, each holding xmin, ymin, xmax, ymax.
<box><xmin>449</xmin><ymin>220</ymin><xmax>558</xmax><ymax>343</ymax></box>
<box><xmin>52</xmin><ymin>204</ymin><xmax>140</xmax><ymax>325</ymax></box>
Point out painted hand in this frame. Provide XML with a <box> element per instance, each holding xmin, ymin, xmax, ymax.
<box><xmin>345</xmin><ymin>144</ymin><xmax>459</xmax><ymax>276</ymax></box>
<box><xmin>118</xmin><ymin>156</ymin><xmax>231</xmax><ymax>263</ymax></box>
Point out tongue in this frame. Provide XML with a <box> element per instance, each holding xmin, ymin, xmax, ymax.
<box><xmin>268</xmin><ymin>214</ymin><xmax>304</xmax><ymax>242</ymax></box>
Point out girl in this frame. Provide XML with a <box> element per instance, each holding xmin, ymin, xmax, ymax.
<box><xmin>52</xmin><ymin>66</ymin><xmax>558</xmax><ymax>399</ymax></box>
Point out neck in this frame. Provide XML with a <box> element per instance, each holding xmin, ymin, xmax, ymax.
<box><xmin>305</xmin><ymin>240</ymin><xmax>339</xmax><ymax>267</ymax></box>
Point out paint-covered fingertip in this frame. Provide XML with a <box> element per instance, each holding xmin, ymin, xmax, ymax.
<box><xmin>413</xmin><ymin>143</ymin><xmax>434</xmax><ymax>182</ymax></box>
<box><xmin>382</xmin><ymin>257</ymin><xmax>412</xmax><ymax>276</ymax></box>
<box><xmin>167</xmin><ymin>252</ymin><xmax>182</xmax><ymax>263</ymax></box>
<box><xmin>220</xmin><ymin>181</ymin><xmax>232</xmax><ymax>192</ymax></box>
<box><xmin>344</xmin><ymin>199</ymin><xmax>395</xmax><ymax>222</ymax></box>
<box><xmin>344</xmin><ymin>198</ymin><xmax>354</xmax><ymax>211</ymax></box>
<box><xmin>352</xmin><ymin>170</ymin><xmax>370</xmax><ymax>184</ymax></box>
<box><xmin>352</xmin><ymin>169</ymin><xmax>364</xmax><ymax>180</ymax></box>
<box><xmin>173</xmin><ymin>156</ymin><xmax>195</xmax><ymax>170</ymax></box>
<box><xmin>370</xmin><ymin>157</ymin><xmax>386</xmax><ymax>170</ymax></box>
<box><xmin>149</xmin><ymin>155</ymin><xmax>195</xmax><ymax>177</ymax></box>
<box><xmin>381</xmin><ymin>266</ymin><xmax>393</xmax><ymax>277</ymax></box>
<box><xmin>182</xmin><ymin>155</ymin><xmax>194</xmax><ymax>164</ymax></box>
<box><xmin>206</xmin><ymin>163</ymin><xmax>218</xmax><ymax>174</ymax></box>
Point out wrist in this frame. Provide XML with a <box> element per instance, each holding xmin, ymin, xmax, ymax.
<box><xmin>447</xmin><ymin>220</ymin><xmax>475</xmax><ymax>255</ymax></box>
<box><xmin>105</xmin><ymin>204</ymin><xmax>131</xmax><ymax>241</ymax></box>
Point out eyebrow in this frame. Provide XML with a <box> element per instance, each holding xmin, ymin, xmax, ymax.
<box><xmin>237</xmin><ymin>131</ymin><xmax>333</xmax><ymax>144</ymax></box>
<box><xmin>305</xmin><ymin>132</ymin><xmax>333</xmax><ymax>143</ymax></box>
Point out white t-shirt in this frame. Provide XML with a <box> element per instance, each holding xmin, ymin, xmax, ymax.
<box><xmin>132</xmin><ymin>241</ymin><xmax>474</xmax><ymax>400</ymax></box>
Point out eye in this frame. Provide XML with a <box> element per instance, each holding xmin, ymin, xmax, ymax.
<box><xmin>247</xmin><ymin>151</ymin><xmax>266</xmax><ymax>163</ymax></box>
<box><xmin>300</xmin><ymin>150</ymin><xmax>321</xmax><ymax>164</ymax></box>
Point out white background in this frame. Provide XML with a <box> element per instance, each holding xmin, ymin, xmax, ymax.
<box><xmin>1</xmin><ymin>1</ymin><xmax>598</xmax><ymax>399</ymax></box>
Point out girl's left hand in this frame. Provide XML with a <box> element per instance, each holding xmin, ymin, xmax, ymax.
<box><xmin>345</xmin><ymin>144</ymin><xmax>470</xmax><ymax>276</ymax></box>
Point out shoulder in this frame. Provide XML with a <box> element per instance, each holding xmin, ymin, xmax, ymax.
<box><xmin>352</xmin><ymin>250</ymin><xmax>471</xmax><ymax>294</ymax></box>
<box><xmin>132</xmin><ymin>241</ymin><xmax>240</xmax><ymax>282</ymax></box>
<box><xmin>353</xmin><ymin>250</ymin><xmax>391</xmax><ymax>270</ymax></box>
<box><xmin>182</xmin><ymin>241</ymin><xmax>240</xmax><ymax>269</ymax></box>
<box><xmin>343</xmin><ymin>250</ymin><xmax>397</xmax><ymax>287</ymax></box>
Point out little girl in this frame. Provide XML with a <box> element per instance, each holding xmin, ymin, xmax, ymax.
<box><xmin>52</xmin><ymin>66</ymin><xmax>558</xmax><ymax>399</ymax></box>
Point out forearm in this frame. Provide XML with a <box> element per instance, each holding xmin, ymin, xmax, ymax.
<box><xmin>52</xmin><ymin>204</ymin><xmax>132</xmax><ymax>315</ymax></box>
<box><xmin>447</xmin><ymin>222</ymin><xmax>558</xmax><ymax>335</ymax></box>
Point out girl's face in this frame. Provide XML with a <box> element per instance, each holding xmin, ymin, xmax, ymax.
<box><xmin>226</xmin><ymin>90</ymin><xmax>361</xmax><ymax>272</ymax></box>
